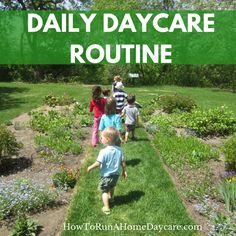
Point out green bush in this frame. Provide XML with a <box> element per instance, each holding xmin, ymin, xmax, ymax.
<box><xmin>180</xmin><ymin>107</ymin><xmax>236</xmax><ymax>136</ymax></box>
<box><xmin>0</xmin><ymin>125</ymin><xmax>22</xmax><ymax>162</ymax></box>
<box><xmin>158</xmin><ymin>94</ymin><xmax>196</xmax><ymax>113</ymax></box>
<box><xmin>222</xmin><ymin>134</ymin><xmax>236</xmax><ymax>171</ymax></box>
<box><xmin>11</xmin><ymin>216</ymin><xmax>38</xmax><ymax>236</ymax></box>
<box><xmin>43</xmin><ymin>93</ymin><xmax>75</xmax><ymax>107</ymax></box>
<box><xmin>52</xmin><ymin>167</ymin><xmax>78</xmax><ymax>190</ymax></box>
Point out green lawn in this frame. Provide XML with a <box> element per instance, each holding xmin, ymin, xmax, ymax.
<box><xmin>62</xmin><ymin>128</ymin><xmax>199</xmax><ymax>236</ymax></box>
<box><xmin>1</xmin><ymin>82</ymin><xmax>236</xmax><ymax>123</ymax></box>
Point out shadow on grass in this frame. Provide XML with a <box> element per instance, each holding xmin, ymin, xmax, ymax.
<box><xmin>133</xmin><ymin>137</ymin><xmax>149</xmax><ymax>142</ymax></box>
<box><xmin>0</xmin><ymin>86</ymin><xmax>29</xmax><ymax>111</ymax></box>
<box><xmin>126</xmin><ymin>158</ymin><xmax>141</xmax><ymax>167</ymax></box>
<box><xmin>112</xmin><ymin>190</ymin><xmax>145</xmax><ymax>207</ymax></box>
<box><xmin>0</xmin><ymin>157</ymin><xmax>33</xmax><ymax>176</ymax></box>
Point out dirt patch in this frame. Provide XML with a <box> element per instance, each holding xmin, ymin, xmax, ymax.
<box><xmin>0</xmin><ymin>106</ymin><xmax>91</xmax><ymax>236</ymax></box>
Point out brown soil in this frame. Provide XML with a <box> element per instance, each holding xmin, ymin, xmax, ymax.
<box><xmin>0</xmin><ymin>106</ymin><xmax>91</xmax><ymax>236</ymax></box>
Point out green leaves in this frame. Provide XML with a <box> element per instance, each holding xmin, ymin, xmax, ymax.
<box><xmin>0</xmin><ymin>124</ymin><xmax>22</xmax><ymax>160</ymax></box>
<box><xmin>180</xmin><ymin>107</ymin><xmax>236</xmax><ymax>136</ymax></box>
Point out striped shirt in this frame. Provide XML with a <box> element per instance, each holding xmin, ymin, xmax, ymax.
<box><xmin>113</xmin><ymin>90</ymin><xmax>128</xmax><ymax>111</ymax></box>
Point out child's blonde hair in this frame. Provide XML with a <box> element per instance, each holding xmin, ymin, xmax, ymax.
<box><xmin>113</xmin><ymin>75</ymin><xmax>122</xmax><ymax>82</ymax></box>
<box><xmin>102</xmin><ymin>127</ymin><xmax>119</xmax><ymax>145</ymax></box>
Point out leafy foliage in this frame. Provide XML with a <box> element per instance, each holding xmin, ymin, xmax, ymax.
<box><xmin>149</xmin><ymin>115</ymin><xmax>175</xmax><ymax>134</ymax></box>
<box><xmin>43</xmin><ymin>94</ymin><xmax>75</xmax><ymax>107</ymax></box>
<box><xmin>154</xmin><ymin>132</ymin><xmax>217</xmax><ymax>169</ymax></box>
<box><xmin>30</xmin><ymin>110</ymin><xmax>73</xmax><ymax>133</ymax></box>
<box><xmin>11</xmin><ymin>216</ymin><xmax>38</xmax><ymax>236</ymax></box>
<box><xmin>208</xmin><ymin>212</ymin><xmax>236</xmax><ymax>236</ymax></box>
<box><xmin>180</xmin><ymin>107</ymin><xmax>236</xmax><ymax>136</ymax></box>
<box><xmin>0</xmin><ymin>179</ymin><xmax>56</xmax><ymax>220</ymax></box>
<box><xmin>52</xmin><ymin>167</ymin><xmax>78</xmax><ymax>190</ymax></box>
<box><xmin>157</xmin><ymin>94</ymin><xmax>196</xmax><ymax>113</ymax></box>
<box><xmin>218</xmin><ymin>180</ymin><xmax>236</xmax><ymax>212</ymax></box>
<box><xmin>0</xmin><ymin>125</ymin><xmax>22</xmax><ymax>161</ymax></box>
<box><xmin>222</xmin><ymin>134</ymin><xmax>236</xmax><ymax>171</ymax></box>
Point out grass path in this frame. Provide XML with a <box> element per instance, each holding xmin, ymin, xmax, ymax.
<box><xmin>62</xmin><ymin>128</ymin><xmax>200</xmax><ymax>236</ymax></box>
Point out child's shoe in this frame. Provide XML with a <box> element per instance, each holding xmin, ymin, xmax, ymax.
<box><xmin>102</xmin><ymin>207</ymin><xmax>111</xmax><ymax>215</ymax></box>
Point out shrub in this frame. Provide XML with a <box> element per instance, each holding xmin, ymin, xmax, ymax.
<box><xmin>52</xmin><ymin>167</ymin><xmax>78</xmax><ymax>190</ymax></box>
<box><xmin>43</xmin><ymin>93</ymin><xmax>75</xmax><ymax>107</ymax></box>
<box><xmin>11</xmin><ymin>216</ymin><xmax>38</xmax><ymax>236</ymax></box>
<box><xmin>222</xmin><ymin>134</ymin><xmax>236</xmax><ymax>171</ymax></box>
<box><xmin>218</xmin><ymin>180</ymin><xmax>236</xmax><ymax>212</ymax></box>
<box><xmin>158</xmin><ymin>94</ymin><xmax>196</xmax><ymax>113</ymax></box>
<box><xmin>0</xmin><ymin>125</ymin><xmax>22</xmax><ymax>163</ymax></box>
<box><xmin>0</xmin><ymin>179</ymin><xmax>57</xmax><ymax>219</ymax></box>
<box><xmin>180</xmin><ymin>107</ymin><xmax>236</xmax><ymax>136</ymax></box>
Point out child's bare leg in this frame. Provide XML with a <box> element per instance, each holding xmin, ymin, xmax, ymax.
<box><xmin>125</xmin><ymin>131</ymin><xmax>129</xmax><ymax>142</ymax></box>
<box><xmin>102</xmin><ymin>192</ymin><xmax>110</xmax><ymax>209</ymax></box>
<box><xmin>131</xmin><ymin>129</ymin><xmax>135</xmax><ymax>138</ymax></box>
<box><xmin>109</xmin><ymin>187</ymin><xmax>115</xmax><ymax>199</ymax></box>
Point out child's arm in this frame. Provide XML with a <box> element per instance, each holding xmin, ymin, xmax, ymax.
<box><xmin>87</xmin><ymin>161</ymin><xmax>100</xmax><ymax>172</ymax></box>
<box><xmin>89</xmin><ymin>101</ymin><xmax>94</xmax><ymax>112</ymax></box>
<box><xmin>136</xmin><ymin>115</ymin><xmax>140</xmax><ymax>127</ymax></box>
<box><xmin>121</xmin><ymin>160</ymin><xmax>128</xmax><ymax>179</ymax></box>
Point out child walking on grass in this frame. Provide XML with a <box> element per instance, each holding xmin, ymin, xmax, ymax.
<box><xmin>121</xmin><ymin>94</ymin><xmax>139</xmax><ymax>142</ymax></box>
<box><xmin>113</xmin><ymin>81</ymin><xmax>128</xmax><ymax>114</ymax></box>
<box><xmin>89</xmin><ymin>86</ymin><xmax>106</xmax><ymax>147</ymax></box>
<box><xmin>87</xmin><ymin>127</ymin><xmax>127</xmax><ymax>215</ymax></box>
<box><xmin>99</xmin><ymin>97</ymin><xmax>122</xmax><ymax>145</ymax></box>
<box><xmin>112</xmin><ymin>75</ymin><xmax>122</xmax><ymax>94</ymax></box>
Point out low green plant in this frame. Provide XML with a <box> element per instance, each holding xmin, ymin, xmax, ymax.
<box><xmin>218</xmin><ymin>180</ymin><xmax>236</xmax><ymax>212</ymax></box>
<box><xmin>149</xmin><ymin>115</ymin><xmax>176</xmax><ymax>135</ymax></box>
<box><xmin>0</xmin><ymin>125</ymin><xmax>22</xmax><ymax>163</ymax></box>
<box><xmin>158</xmin><ymin>94</ymin><xmax>196</xmax><ymax>113</ymax></box>
<box><xmin>0</xmin><ymin>179</ymin><xmax>57</xmax><ymax>219</ymax></box>
<box><xmin>180</xmin><ymin>107</ymin><xmax>236</xmax><ymax>136</ymax></box>
<box><xmin>11</xmin><ymin>215</ymin><xmax>38</xmax><ymax>236</ymax></box>
<box><xmin>141</xmin><ymin>107</ymin><xmax>155</xmax><ymax>122</ymax></box>
<box><xmin>43</xmin><ymin>93</ymin><xmax>75</xmax><ymax>107</ymax></box>
<box><xmin>78</xmin><ymin>114</ymin><xmax>93</xmax><ymax>127</ymax></box>
<box><xmin>154</xmin><ymin>132</ymin><xmax>217</xmax><ymax>169</ymax></box>
<box><xmin>208</xmin><ymin>212</ymin><xmax>236</xmax><ymax>236</ymax></box>
<box><xmin>52</xmin><ymin>167</ymin><xmax>78</xmax><ymax>190</ymax></box>
<box><xmin>73</xmin><ymin>102</ymin><xmax>88</xmax><ymax>116</ymax></box>
<box><xmin>222</xmin><ymin>134</ymin><xmax>236</xmax><ymax>171</ymax></box>
<box><xmin>35</xmin><ymin>134</ymin><xmax>82</xmax><ymax>155</ymax></box>
<box><xmin>36</xmin><ymin>146</ymin><xmax>63</xmax><ymax>163</ymax></box>
<box><xmin>30</xmin><ymin>110</ymin><xmax>73</xmax><ymax>133</ymax></box>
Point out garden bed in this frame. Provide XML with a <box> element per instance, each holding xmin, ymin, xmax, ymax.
<box><xmin>142</xmin><ymin>94</ymin><xmax>236</xmax><ymax>235</ymax></box>
<box><xmin>0</xmin><ymin>104</ymin><xmax>91</xmax><ymax>236</ymax></box>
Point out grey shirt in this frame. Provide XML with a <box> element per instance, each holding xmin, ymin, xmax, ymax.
<box><xmin>122</xmin><ymin>105</ymin><xmax>139</xmax><ymax>125</ymax></box>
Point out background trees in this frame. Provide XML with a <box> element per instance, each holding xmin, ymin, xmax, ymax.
<box><xmin>0</xmin><ymin>0</ymin><xmax>235</xmax><ymax>90</ymax></box>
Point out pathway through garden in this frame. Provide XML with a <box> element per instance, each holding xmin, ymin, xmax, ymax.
<box><xmin>61</xmin><ymin>127</ymin><xmax>200</xmax><ymax>236</ymax></box>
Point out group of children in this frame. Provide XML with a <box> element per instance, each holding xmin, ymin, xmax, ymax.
<box><xmin>87</xmin><ymin>75</ymin><xmax>140</xmax><ymax>215</ymax></box>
